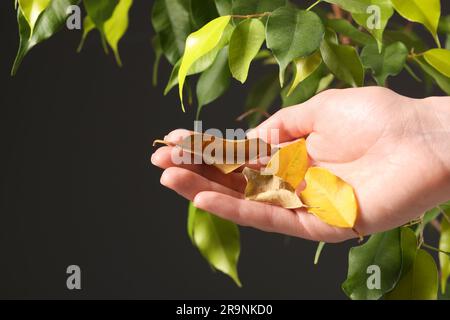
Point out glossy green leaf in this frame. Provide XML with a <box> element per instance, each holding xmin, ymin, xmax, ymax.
<box><xmin>282</xmin><ymin>64</ymin><xmax>323</xmax><ymax>107</ymax></box>
<box><xmin>190</xmin><ymin>0</ymin><xmax>219</xmax><ymax>29</ymax></box>
<box><xmin>320</xmin><ymin>37</ymin><xmax>364</xmax><ymax>87</ymax></box>
<box><xmin>103</xmin><ymin>0</ymin><xmax>133</xmax><ymax>66</ymax></box>
<box><xmin>361</xmin><ymin>41</ymin><xmax>408</xmax><ymax>85</ymax></box>
<box><xmin>288</xmin><ymin>52</ymin><xmax>322</xmax><ymax>96</ymax></box>
<box><xmin>151</xmin><ymin>0</ymin><xmax>192</xmax><ymax>65</ymax></box>
<box><xmin>342</xmin><ymin>228</ymin><xmax>402</xmax><ymax>300</ymax></box>
<box><xmin>83</xmin><ymin>0</ymin><xmax>118</xmax><ymax>32</ymax></box>
<box><xmin>18</xmin><ymin>0</ymin><xmax>51</xmax><ymax>34</ymax></box>
<box><xmin>316</xmin><ymin>73</ymin><xmax>335</xmax><ymax>93</ymax></box>
<box><xmin>189</xmin><ymin>204</ymin><xmax>241</xmax><ymax>286</ymax></box>
<box><xmin>386</xmin><ymin>249</ymin><xmax>438</xmax><ymax>300</ymax></box>
<box><xmin>391</xmin><ymin>0</ymin><xmax>441</xmax><ymax>45</ymax></box>
<box><xmin>196</xmin><ymin>47</ymin><xmax>231</xmax><ymax>116</ymax></box>
<box><xmin>325</xmin><ymin>18</ymin><xmax>373</xmax><ymax>46</ymax></box>
<box><xmin>244</xmin><ymin>71</ymin><xmax>280</xmax><ymax>127</ymax></box>
<box><xmin>215</xmin><ymin>0</ymin><xmax>231</xmax><ymax>15</ymax></box>
<box><xmin>77</xmin><ymin>15</ymin><xmax>95</xmax><ymax>52</ymax></box>
<box><xmin>178</xmin><ymin>15</ymin><xmax>231</xmax><ymax>111</ymax></box>
<box><xmin>440</xmin><ymin>214</ymin><xmax>450</xmax><ymax>294</ymax></box>
<box><xmin>266</xmin><ymin>7</ymin><xmax>324</xmax><ymax>86</ymax></box>
<box><xmin>229</xmin><ymin>18</ymin><xmax>265</xmax><ymax>83</ymax></box>
<box><xmin>231</xmin><ymin>0</ymin><xmax>286</xmax><ymax>15</ymax></box>
<box><xmin>12</xmin><ymin>0</ymin><xmax>81</xmax><ymax>75</ymax></box>
<box><xmin>398</xmin><ymin>227</ymin><xmax>419</xmax><ymax>278</ymax></box>
<box><xmin>414</xmin><ymin>56</ymin><xmax>450</xmax><ymax>95</ymax></box>
<box><xmin>383</xmin><ymin>29</ymin><xmax>427</xmax><ymax>52</ymax></box>
<box><xmin>423</xmin><ymin>49</ymin><xmax>450</xmax><ymax>78</ymax></box>
<box><xmin>324</xmin><ymin>0</ymin><xmax>394</xmax><ymax>50</ymax></box>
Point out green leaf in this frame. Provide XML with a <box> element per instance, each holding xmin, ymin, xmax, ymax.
<box><xmin>103</xmin><ymin>0</ymin><xmax>133</xmax><ymax>66</ymax></box>
<box><xmin>423</xmin><ymin>49</ymin><xmax>450</xmax><ymax>78</ymax></box>
<box><xmin>244</xmin><ymin>71</ymin><xmax>280</xmax><ymax>128</ymax></box>
<box><xmin>83</xmin><ymin>0</ymin><xmax>118</xmax><ymax>33</ymax></box>
<box><xmin>316</xmin><ymin>73</ymin><xmax>335</xmax><ymax>93</ymax></box>
<box><xmin>391</xmin><ymin>0</ymin><xmax>441</xmax><ymax>46</ymax></box>
<box><xmin>383</xmin><ymin>29</ymin><xmax>427</xmax><ymax>52</ymax></box>
<box><xmin>288</xmin><ymin>51</ymin><xmax>322</xmax><ymax>96</ymax></box>
<box><xmin>440</xmin><ymin>214</ymin><xmax>450</xmax><ymax>294</ymax></box>
<box><xmin>215</xmin><ymin>0</ymin><xmax>231</xmax><ymax>15</ymax></box>
<box><xmin>414</xmin><ymin>56</ymin><xmax>450</xmax><ymax>95</ymax></box>
<box><xmin>196</xmin><ymin>47</ymin><xmax>231</xmax><ymax>116</ymax></box>
<box><xmin>385</xmin><ymin>249</ymin><xmax>438</xmax><ymax>300</ymax></box>
<box><xmin>398</xmin><ymin>227</ymin><xmax>419</xmax><ymax>279</ymax></box>
<box><xmin>324</xmin><ymin>0</ymin><xmax>394</xmax><ymax>51</ymax></box>
<box><xmin>190</xmin><ymin>0</ymin><xmax>219</xmax><ymax>30</ymax></box>
<box><xmin>18</xmin><ymin>0</ymin><xmax>51</xmax><ymax>34</ymax></box>
<box><xmin>77</xmin><ymin>15</ymin><xmax>95</xmax><ymax>52</ymax></box>
<box><xmin>151</xmin><ymin>35</ymin><xmax>163</xmax><ymax>86</ymax></box>
<box><xmin>151</xmin><ymin>0</ymin><xmax>192</xmax><ymax>65</ymax></box>
<box><xmin>178</xmin><ymin>15</ymin><xmax>231</xmax><ymax>111</ymax></box>
<box><xmin>360</xmin><ymin>41</ymin><xmax>408</xmax><ymax>86</ymax></box>
<box><xmin>320</xmin><ymin>37</ymin><xmax>364</xmax><ymax>87</ymax></box>
<box><xmin>281</xmin><ymin>63</ymin><xmax>323</xmax><ymax>107</ymax></box>
<box><xmin>189</xmin><ymin>204</ymin><xmax>241</xmax><ymax>286</ymax></box>
<box><xmin>266</xmin><ymin>7</ymin><xmax>324</xmax><ymax>86</ymax></box>
<box><xmin>324</xmin><ymin>18</ymin><xmax>373</xmax><ymax>46</ymax></box>
<box><xmin>342</xmin><ymin>228</ymin><xmax>402</xmax><ymax>300</ymax></box>
<box><xmin>231</xmin><ymin>0</ymin><xmax>286</xmax><ymax>15</ymax></box>
<box><xmin>314</xmin><ymin>242</ymin><xmax>326</xmax><ymax>265</ymax></box>
<box><xmin>229</xmin><ymin>18</ymin><xmax>265</xmax><ymax>83</ymax></box>
<box><xmin>12</xmin><ymin>0</ymin><xmax>81</xmax><ymax>76</ymax></box>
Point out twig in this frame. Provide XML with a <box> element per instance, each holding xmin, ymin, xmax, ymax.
<box><xmin>422</xmin><ymin>243</ymin><xmax>450</xmax><ymax>256</ymax></box>
<box><xmin>236</xmin><ymin>108</ymin><xmax>271</xmax><ymax>122</ymax></box>
<box><xmin>231</xmin><ymin>12</ymin><xmax>271</xmax><ymax>19</ymax></box>
<box><xmin>307</xmin><ymin>0</ymin><xmax>322</xmax><ymax>11</ymax></box>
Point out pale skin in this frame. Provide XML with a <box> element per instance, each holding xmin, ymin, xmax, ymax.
<box><xmin>151</xmin><ymin>87</ymin><xmax>450</xmax><ymax>243</ymax></box>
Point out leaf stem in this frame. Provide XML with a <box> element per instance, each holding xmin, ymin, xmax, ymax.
<box><xmin>231</xmin><ymin>12</ymin><xmax>271</xmax><ymax>19</ymax></box>
<box><xmin>306</xmin><ymin>0</ymin><xmax>322</xmax><ymax>11</ymax></box>
<box><xmin>236</xmin><ymin>108</ymin><xmax>271</xmax><ymax>122</ymax></box>
<box><xmin>422</xmin><ymin>243</ymin><xmax>450</xmax><ymax>256</ymax></box>
<box><xmin>314</xmin><ymin>241</ymin><xmax>326</xmax><ymax>265</ymax></box>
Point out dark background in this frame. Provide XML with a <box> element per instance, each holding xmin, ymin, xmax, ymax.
<box><xmin>0</xmin><ymin>1</ymin><xmax>448</xmax><ymax>299</ymax></box>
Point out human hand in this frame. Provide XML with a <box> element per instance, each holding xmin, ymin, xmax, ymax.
<box><xmin>151</xmin><ymin>87</ymin><xmax>450</xmax><ymax>242</ymax></box>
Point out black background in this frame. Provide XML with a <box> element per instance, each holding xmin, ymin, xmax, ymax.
<box><xmin>0</xmin><ymin>1</ymin><xmax>448</xmax><ymax>299</ymax></box>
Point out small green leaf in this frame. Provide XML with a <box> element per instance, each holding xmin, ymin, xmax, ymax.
<box><xmin>316</xmin><ymin>73</ymin><xmax>335</xmax><ymax>93</ymax></box>
<box><xmin>103</xmin><ymin>0</ymin><xmax>133</xmax><ymax>66</ymax></box>
<box><xmin>314</xmin><ymin>241</ymin><xmax>326</xmax><ymax>265</ymax></box>
<box><xmin>325</xmin><ymin>18</ymin><xmax>373</xmax><ymax>46</ymax></box>
<box><xmin>77</xmin><ymin>15</ymin><xmax>95</xmax><ymax>52</ymax></box>
<box><xmin>18</xmin><ymin>0</ymin><xmax>51</xmax><ymax>34</ymax></box>
<box><xmin>288</xmin><ymin>51</ymin><xmax>322</xmax><ymax>96</ymax></box>
<box><xmin>320</xmin><ymin>37</ymin><xmax>364</xmax><ymax>87</ymax></box>
<box><xmin>281</xmin><ymin>63</ymin><xmax>323</xmax><ymax>107</ymax></box>
<box><xmin>178</xmin><ymin>15</ymin><xmax>231</xmax><ymax>111</ymax></box>
<box><xmin>342</xmin><ymin>228</ymin><xmax>402</xmax><ymax>300</ymax></box>
<box><xmin>196</xmin><ymin>47</ymin><xmax>231</xmax><ymax>116</ymax></box>
<box><xmin>12</xmin><ymin>0</ymin><xmax>81</xmax><ymax>75</ymax></box>
<box><xmin>440</xmin><ymin>214</ymin><xmax>450</xmax><ymax>294</ymax></box>
<box><xmin>423</xmin><ymin>49</ymin><xmax>450</xmax><ymax>78</ymax></box>
<box><xmin>189</xmin><ymin>204</ymin><xmax>241</xmax><ymax>287</ymax></box>
<box><xmin>83</xmin><ymin>0</ymin><xmax>118</xmax><ymax>32</ymax></box>
<box><xmin>266</xmin><ymin>7</ymin><xmax>324</xmax><ymax>86</ymax></box>
<box><xmin>215</xmin><ymin>0</ymin><xmax>231</xmax><ymax>15</ymax></box>
<box><xmin>414</xmin><ymin>56</ymin><xmax>450</xmax><ymax>95</ymax></box>
<box><xmin>229</xmin><ymin>18</ymin><xmax>265</xmax><ymax>83</ymax></box>
<box><xmin>360</xmin><ymin>41</ymin><xmax>408</xmax><ymax>86</ymax></box>
<box><xmin>244</xmin><ymin>71</ymin><xmax>280</xmax><ymax>127</ymax></box>
<box><xmin>231</xmin><ymin>0</ymin><xmax>286</xmax><ymax>16</ymax></box>
<box><xmin>391</xmin><ymin>0</ymin><xmax>441</xmax><ymax>46</ymax></box>
<box><xmin>385</xmin><ymin>249</ymin><xmax>438</xmax><ymax>300</ymax></box>
<box><xmin>151</xmin><ymin>0</ymin><xmax>192</xmax><ymax>65</ymax></box>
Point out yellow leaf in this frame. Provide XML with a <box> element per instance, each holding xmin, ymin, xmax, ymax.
<box><xmin>265</xmin><ymin>139</ymin><xmax>308</xmax><ymax>189</ymax></box>
<box><xmin>243</xmin><ymin>168</ymin><xmax>303</xmax><ymax>209</ymax></box>
<box><xmin>18</xmin><ymin>0</ymin><xmax>51</xmax><ymax>34</ymax></box>
<box><xmin>424</xmin><ymin>49</ymin><xmax>450</xmax><ymax>78</ymax></box>
<box><xmin>300</xmin><ymin>167</ymin><xmax>358</xmax><ymax>228</ymax></box>
<box><xmin>288</xmin><ymin>52</ymin><xmax>322</xmax><ymax>96</ymax></box>
<box><xmin>178</xmin><ymin>16</ymin><xmax>231</xmax><ymax>111</ymax></box>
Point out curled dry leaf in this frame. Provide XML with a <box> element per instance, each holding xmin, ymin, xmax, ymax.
<box><xmin>153</xmin><ymin>133</ymin><xmax>275</xmax><ymax>174</ymax></box>
<box><xmin>265</xmin><ymin>139</ymin><xmax>308</xmax><ymax>189</ymax></box>
<box><xmin>300</xmin><ymin>167</ymin><xmax>358</xmax><ymax>228</ymax></box>
<box><xmin>242</xmin><ymin>167</ymin><xmax>303</xmax><ymax>209</ymax></box>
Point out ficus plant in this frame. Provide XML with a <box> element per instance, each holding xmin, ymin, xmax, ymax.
<box><xmin>10</xmin><ymin>0</ymin><xmax>450</xmax><ymax>299</ymax></box>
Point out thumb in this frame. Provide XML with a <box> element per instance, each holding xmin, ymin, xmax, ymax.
<box><xmin>246</xmin><ymin>102</ymin><xmax>316</xmax><ymax>143</ymax></box>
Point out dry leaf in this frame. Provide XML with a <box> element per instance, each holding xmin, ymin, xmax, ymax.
<box><xmin>265</xmin><ymin>139</ymin><xmax>308</xmax><ymax>189</ymax></box>
<box><xmin>242</xmin><ymin>167</ymin><xmax>303</xmax><ymax>209</ymax></box>
<box><xmin>153</xmin><ymin>133</ymin><xmax>275</xmax><ymax>174</ymax></box>
<box><xmin>300</xmin><ymin>167</ymin><xmax>357</xmax><ymax>228</ymax></box>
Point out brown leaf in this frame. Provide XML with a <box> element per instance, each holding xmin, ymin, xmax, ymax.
<box><xmin>242</xmin><ymin>167</ymin><xmax>303</xmax><ymax>209</ymax></box>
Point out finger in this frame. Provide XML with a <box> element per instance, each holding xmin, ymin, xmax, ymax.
<box><xmin>193</xmin><ymin>191</ymin><xmax>355</xmax><ymax>242</ymax></box>
<box><xmin>151</xmin><ymin>146</ymin><xmax>247</xmax><ymax>192</ymax></box>
<box><xmin>247</xmin><ymin>101</ymin><xmax>316</xmax><ymax>143</ymax></box>
<box><xmin>164</xmin><ymin>128</ymin><xmax>192</xmax><ymax>142</ymax></box>
<box><xmin>160</xmin><ymin>167</ymin><xmax>243</xmax><ymax>201</ymax></box>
